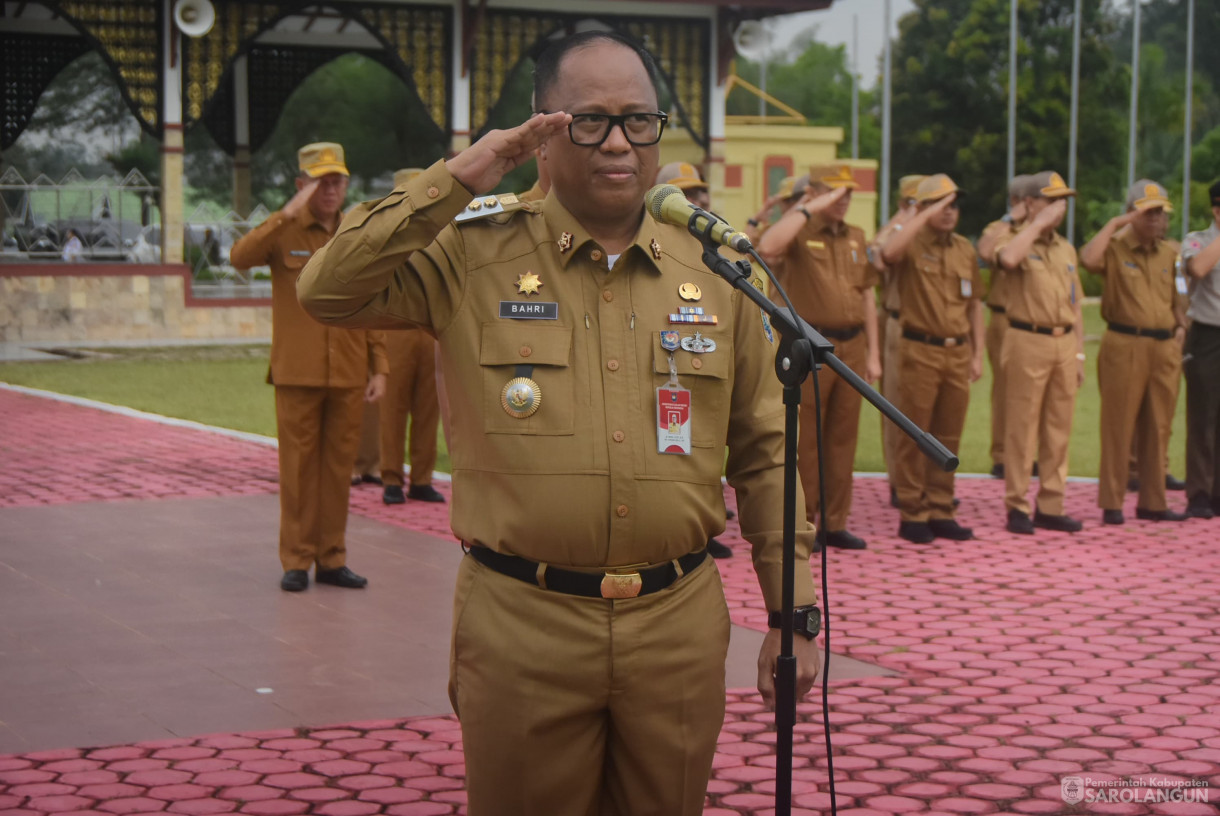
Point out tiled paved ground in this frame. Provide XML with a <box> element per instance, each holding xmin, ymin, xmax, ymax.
<box><xmin>1</xmin><ymin>385</ymin><xmax>1218</xmax><ymax>815</ymax></box>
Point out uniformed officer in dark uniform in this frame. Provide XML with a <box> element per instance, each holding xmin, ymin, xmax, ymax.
<box><xmin>298</xmin><ymin>31</ymin><xmax>819</xmax><ymax>816</ymax></box>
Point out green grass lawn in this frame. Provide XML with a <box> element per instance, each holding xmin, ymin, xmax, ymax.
<box><xmin>0</xmin><ymin>303</ymin><xmax>1188</xmax><ymax>480</ymax></box>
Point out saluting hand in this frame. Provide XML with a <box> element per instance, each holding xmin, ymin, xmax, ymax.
<box><xmin>1033</xmin><ymin>198</ymin><xmax>1068</xmax><ymax>229</ymax></box>
<box><xmin>447</xmin><ymin>112</ymin><xmax>572</xmax><ymax>196</ymax></box>
<box><xmin>798</xmin><ymin>186</ymin><xmax>849</xmax><ymax>216</ymax></box>
<box><xmin>282</xmin><ymin>178</ymin><xmax>319</xmax><ymax>219</ymax></box>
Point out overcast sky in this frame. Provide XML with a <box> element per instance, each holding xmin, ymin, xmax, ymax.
<box><xmin>767</xmin><ymin>0</ymin><xmax>918</xmax><ymax>88</ymax></box>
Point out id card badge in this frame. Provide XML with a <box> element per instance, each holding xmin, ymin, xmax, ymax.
<box><xmin>657</xmin><ymin>381</ymin><xmax>692</xmax><ymax>455</ymax></box>
<box><xmin>960</xmin><ymin>278</ymin><xmax>973</xmax><ymax>298</ymax></box>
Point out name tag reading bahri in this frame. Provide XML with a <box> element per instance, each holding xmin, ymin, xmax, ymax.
<box><xmin>500</xmin><ymin>301</ymin><xmax>559</xmax><ymax>320</ymax></box>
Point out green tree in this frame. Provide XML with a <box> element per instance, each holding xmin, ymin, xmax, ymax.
<box><xmin>888</xmin><ymin>0</ymin><xmax>1129</xmax><ymax>241</ymax></box>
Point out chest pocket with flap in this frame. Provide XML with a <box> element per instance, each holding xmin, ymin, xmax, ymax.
<box><xmin>651</xmin><ymin>340</ymin><xmax>730</xmax><ymax>449</ymax></box>
<box><xmin>480</xmin><ymin>322</ymin><xmax>574</xmax><ymax>435</ymax></box>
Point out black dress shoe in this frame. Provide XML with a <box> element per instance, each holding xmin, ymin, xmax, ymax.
<box><xmin>1134</xmin><ymin>507</ymin><xmax>1187</xmax><ymax>522</ymax></box>
<box><xmin>1006</xmin><ymin>509</ymin><xmax>1034</xmax><ymax>535</ymax></box>
<box><xmin>1164</xmin><ymin>474</ymin><xmax>1186</xmax><ymax>491</ymax></box>
<box><xmin>1102</xmin><ymin>509</ymin><xmax>1124</xmax><ymax>525</ymax></box>
<box><xmin>316</xmin><ymin>566</ymin><xmax>368</xmax><ymax>588</ymax></box>
<box><xmin>706</xmin><ymin>537</ymin><xmax>733</xmax><ymax>559</ymax></box>
<box><xmin>407</xmin><ymin>484</ymin><xmax>446</xmax><ymax>503</ymax></box>
<box><xmin>725</xmin><ymin>509</ymin><xmax>736</xmax><ymax>520</ymax></box>
<box><xmin>928</xmin><ymin>518</ymin><xmax>973</xmax><ymax>540</ymax></box>
<box><xmin>990</xmin><ymin>462</ymin><xmax>1004</xmax><ymax>479</ymax></box>
<box><xmin>361</xmin><ymin>473</ymin><xmax>383</xmax><ymax>486</ymax></box>
<box><xmin>280</xmin><ymin>570</ymin><xmax>308</xmax><ymax>592</ymax></box>
<box><xmin>897</xmin><ymin>521</ymin><xmax>934</xmax><ymax>543</ymax></box>
<box><xmin>1033</xmin><ymin>511</ymin><xmax>1083</xmax><ymax>533</ymax></box>
<box><xmin>1185</xmin><ymin>501</ymin><xmax>1215</xmax><ymax>520</ymax></box>
<box><xmin>383</xmin><ymin>485</ymin><xmax>405</xmax><ymax>505</ymax></box>
<box><xmin>824</xmin><ymin>529</ymin><xmax>867</xmax><ymax>550</ymax></box>
<box><xmin>350</xmin><ymin>475</ymin><xmax>363</xmax><ymax>486</ymax></box>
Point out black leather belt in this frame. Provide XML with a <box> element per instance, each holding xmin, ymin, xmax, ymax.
<box><xmin>1008</xmin><ymin>320</ymin><xmax>1073</xmax><ymax>337</ymax></box>
<box><xmin>1107</xmin><ymin>322</ymin><xmax>1173</xmax><ymax>341</ymax></box>
<box><xmin>902</xmin><ymin>328</ymin><xmax>969</xmax><ymax>348</ymax></box>
<box><xmin>988</xmin><ymin>305</ymin><xmax>1006</xmax><ymax>314</ymax></box>
<box><xmin>815</xmin><ymin>325</ymin><xmax>863</xmax><ymax>341</ymax></box>
<box><xmin>467</xmin><ymin>545</ymin><xmax>708</xmax><ymax>599</ymax></box>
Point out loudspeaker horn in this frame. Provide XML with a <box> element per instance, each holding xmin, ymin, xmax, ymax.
<box><xmin>732</xmin><ymin>20</ymin><xmax>773</xmax><ymax>60</ymax></box>
<box><xmin>174</xmin><ymin>0</ymin><xmax>215</xmax><ymax>37</ymax></box>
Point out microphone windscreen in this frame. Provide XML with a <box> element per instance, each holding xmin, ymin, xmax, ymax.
<box><xmin>646</xmin><ymin>184</ymin><xmax>685</xmax><ymax>222</ymax></box>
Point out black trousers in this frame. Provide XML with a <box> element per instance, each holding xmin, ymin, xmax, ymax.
<box><xmin>1184</xmin><ymin>321</ymin><xmax>1220</xmax><ymax>505</ymax></box>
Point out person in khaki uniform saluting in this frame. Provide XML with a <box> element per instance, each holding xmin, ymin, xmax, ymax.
<box><xmin>377</xmin><ymin>167</ymin><xmax>445</xmax><ymax>506</ymax></box>
<box><xmin>744</xmin><ymin>173</ymin><xmax>807</xmax><ymax>245</ymax></box>
<box><xmin>995</xmin><ymin>171</ymin><xmax>1086</xmax><ymax>535</ymax></box>
<box><xmin>297</xmin><ymin>31</ymin><xmax>820</xmax><ymax>816</ymax></box>
<box><xmin>230</xmin><ymin>142</ymin><xmax>388</xmax><ymax>592</ymax></box>
<box><xmin>758</xmin><ymin>165</ymin><xmax>882</xmax><ymax>551</ymax></box>
<box><xmin>870</xmin><ymin>174</ymin><xmax>925</xmax><ymax>506</ymax></box>
<box><xmin>879</xmin><ymin>174</ymin><xmax>984</xmax><ymax>542</ymax></box>
<box><xmin>977</xmin><ymin>174</ymin><xmax>1033</xmax><ymax>480</ymax></box>
<box><xmin>1080</xmin><ymin>179</ymin><xmax>1188</xmax><ymax>525</ymax></box>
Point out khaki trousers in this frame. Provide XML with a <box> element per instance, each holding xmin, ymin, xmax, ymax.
<box><xmin>352</xmin><ymin>401</ymin><xmax>380</xmax><ymax>477</ymax></box>
<box><xmin>985</xmin><ymin>309</ymin><xmax>1008</xmax><ymax>466</ymax></box>
<box><xmin>449</xmin><ymin>555</ymin><xmax>729</xmax><ymax>816</ymax></box>
<box><xmin>798</xmin><ymin>331</ymin><xmax>867</xmax><ymax>531</ymax></box>
<box><xmin>1097</xmin><ymin>331</ymin><xmax>1180</xmax><ymax>511</ymax></box>
<box><xmin>1001</xmin><ymin>331</ymin><xmax>1078</xmax><ymax>515</ymax></box>
<box><xmin>881</xmin><ymin>311</ymin><xmax>903</xmax><ymax>483</ymax></box>
<box><xmin>892</xmin><ymin>339</ymin><xmax>971</xmax><ymax>522</ymax></box>
<box><xmin>274</xmin><ymin>385</ymin><xmax>364</xmax><ymax>571</ymax></box>
<box><xmin>380</xmin><ymin>329</ymin><xmax>441</xmax><ymax>488</ymax></box>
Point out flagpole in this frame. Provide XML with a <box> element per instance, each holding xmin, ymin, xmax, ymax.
<box><xmin>852</xmin><ymin>13</ymin><xmax>860</xmax><ymax>160</ymax></box>
<box><xmin>1127</xmin><ymin>0</ymin><xmax>1141</xmax><ymax>189</ymax></box>
<box><xmin>1066</xmin><ymin>0</ymin><xmax>1082</xmax><ymax>242</ymax></box>
<box><xmin>1007</xmin><ymin>0</ymin><xmax>1018</xmax><ymax>183</ymax></box>
<box><xmin>881</xmin><ymin>0</ymin><xmax>893</xmax><ymax>224</ymax></box>
<box><xmin>1182</xmin><ymin>0</ymin><xmax>1195</xmax><ymax>238</ymax></box>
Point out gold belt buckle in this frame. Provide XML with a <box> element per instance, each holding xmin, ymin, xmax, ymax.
<box><xmin>944</xmin><ymin>337</ymin><xmax>958</xmax><ymax>347</ymax></box>
<box><xmin>1052</xmin><ymin>326</ymin><xmax>1065</xmax><ymax>336</ymax></box>
<box><xmin>600</xmin><ymin>563</ymin><xmax>646</xmax><ymax>599</ymax></box>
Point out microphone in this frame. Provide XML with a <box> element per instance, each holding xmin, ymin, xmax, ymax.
<box><xmin>646</xmin><ymin>184</ymin><xmax>753</xmax><ymax>252</ymax></box>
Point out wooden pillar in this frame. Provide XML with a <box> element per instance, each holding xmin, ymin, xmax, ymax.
<box><xmin>450</xmin><ymin>7</ymin><xmax>471</xmax><ymax>156</ymax></box>
<box><xmin>232</xmin><ymin>55</ymin><xmax>252</xmax><ymax>217</ymax></box>
<box><xmin>707</xmin><ymin>21</ymin><xmax>728</xmax><ymax>198</ymax></box>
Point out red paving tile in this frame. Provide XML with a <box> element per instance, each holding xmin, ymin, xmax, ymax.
<box><xmin>3</xmin><ymin>387</ymin><xmax>1220</xmax><ymax>814</ymax></box>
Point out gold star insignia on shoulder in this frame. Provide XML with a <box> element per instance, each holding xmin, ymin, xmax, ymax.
<box><xmin>650</xmin><ymin>238</ymin><xmax>662</xmax><ymax>260</ymax></box>
<box><xmin>557</xmin><ymin>232</ymin><xmax>573</xmax><ymax>253</ymax></box>
<box><xmin>516</xmin><ymin>271</ymin><xmax>543</xmax><ymax>296</ymax></box>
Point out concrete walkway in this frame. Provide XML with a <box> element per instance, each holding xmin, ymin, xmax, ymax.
<box><xmin>0</xmin><ymin>386</ymin><xmax>1217</xmax><ymax>815</ymax></box>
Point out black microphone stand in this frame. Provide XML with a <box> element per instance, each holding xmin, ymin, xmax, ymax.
<box><xmin>689</xmin><ymin>219</ymin><xmax>957</xmax><ymax>816</ymax></box>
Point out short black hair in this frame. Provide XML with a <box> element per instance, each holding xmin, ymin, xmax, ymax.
<box><xmin>533</xmin><ymin>29</ymin><xmax>661</xmax><ymax>112</ymax></box>
<box><xmin>1210</xmin><ymin>179</ymin><xmax>1220</xmax><ymax>207</ymax></box>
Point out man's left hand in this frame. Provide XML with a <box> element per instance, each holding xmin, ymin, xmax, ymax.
<box><xmin>757</xmin><ymin>628</ymin><xmax>821</xmax><ymax>710</ymax></box>
<box><xmin>365</xmin><ymin>373</ymin><xmax>387</xmax><ymax>403</ymax></box>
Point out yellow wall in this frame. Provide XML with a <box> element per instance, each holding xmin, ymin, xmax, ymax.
<box><xmin>659</xmin><ymin>123</ymin><xmax>879</xmax><ymax>239</ymax></box>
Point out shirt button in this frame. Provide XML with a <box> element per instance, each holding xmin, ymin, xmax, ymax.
<box><xmin>591</xmin><ymin>249</ymin><xmax>603</xmax><ymax>261</ymax></box>
<box><xmin>691</xmin><ymin>357</ymin><xmax>703</xmax><ymax>370</ymax></box>
<box><xmin>606</xmin><ymin>359</ymin><xmax>620</xmax><ymax>371</ymax></box>
<box><xmin>602</xmin><ymin>289</ymin><xmax>613</xmax><ymax>302</ymax></box>
<box><xmin>612</xmin><ymin>430</ymin><xmax>625</xmax><ymax>442</ymax></box>
<box><xmin>426</xmin><ymin>186</ymin><xmax>440</xmax><ymax>199</ymax></box>
<box><xmin>616</xmin><ymin>504</ymin><xmax>629</xmax><ymax>518</ymax></box>
<box><xmin>519</xmin><ymin>345</ymin><xmax>532</xmax><ymax>358</ymax></box>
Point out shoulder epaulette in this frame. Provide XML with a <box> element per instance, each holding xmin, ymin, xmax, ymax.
<box><xmin>454</xmin><ymin>193</ymin><xmax>533</xmax><ymax>224</ymax></box>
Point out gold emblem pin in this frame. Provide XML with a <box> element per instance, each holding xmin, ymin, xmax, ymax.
<box><xmin>678</xmin><ymin>282</ymin><xmax>702</xmax><ymax>302</ymax></box>
<box><xmin>557</xmin><ymin>232</ymin><xmax>574</xmax><ymax>253</ymax></box>
<box><xmin>650</xmin><ymin>238</ymin><xmax>662</xmax><ymax>260</ymax></box>
<box><xmin>501</xmin><ymin>377</ymin><xmax>542</xmax><ymax>418</ymax></box>
<box><xmin>516</xmin><ymin>271</ymin><xmax>543</xmax><ymax>296</ymax></box>
<box><xmin>468</xmin><ymin>200</ymin><xmax>483</xmax><ymax>211</ymax></box>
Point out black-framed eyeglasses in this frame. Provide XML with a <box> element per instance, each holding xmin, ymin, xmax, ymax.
<box><xmin>542</xmin><ymin>111</ymin><xmax>669</xmax><ymax>147</ymax></box>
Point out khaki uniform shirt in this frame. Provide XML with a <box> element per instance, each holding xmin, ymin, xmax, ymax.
<box><xmin>776</xmin><ymin>218</ymin><xmax>879</xmax><ymax>329</ymax></box>
<box><xmin>297</xmin><ymin>160</ymin><xmax>816</xmax><ymax>610</ymax></box>
<box><xmin>230</xmin><ymin>207</ymin><xmax>388</xmax><ymax>387</ymax></box>
<box><xmin>995</xmin><ymin>230</ymin><xmax>1082</xmax><ymax>328</ymax></box>
<box><xmin>1084</xmin><ymin>229</ymin><xmax>1178</xmax><ymax>331</ymax></box>
<box><xmin>1182</xmin><ymin>224</ymin><xmax>1220</xmax><ymax>326</ymax></box>
<box><xmin>980</xmin><ymin>218</ymin><xmax>1014</xmax><ymax>309</ymax></box>
<box><xmin>893</xmin><ymin>227</ymin><xmax>981</xmax><ymax>338</ymax></box>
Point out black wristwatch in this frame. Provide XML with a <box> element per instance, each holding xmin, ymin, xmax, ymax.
<box><xmin>768</xmin><ymin>605</ymin><xmax>821</xmax><ymax>640</ymax></box>
<box><xmin>795</xmin><ymin>204</ymin><xmax>811</xmax><ymax>220</ymax></box>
